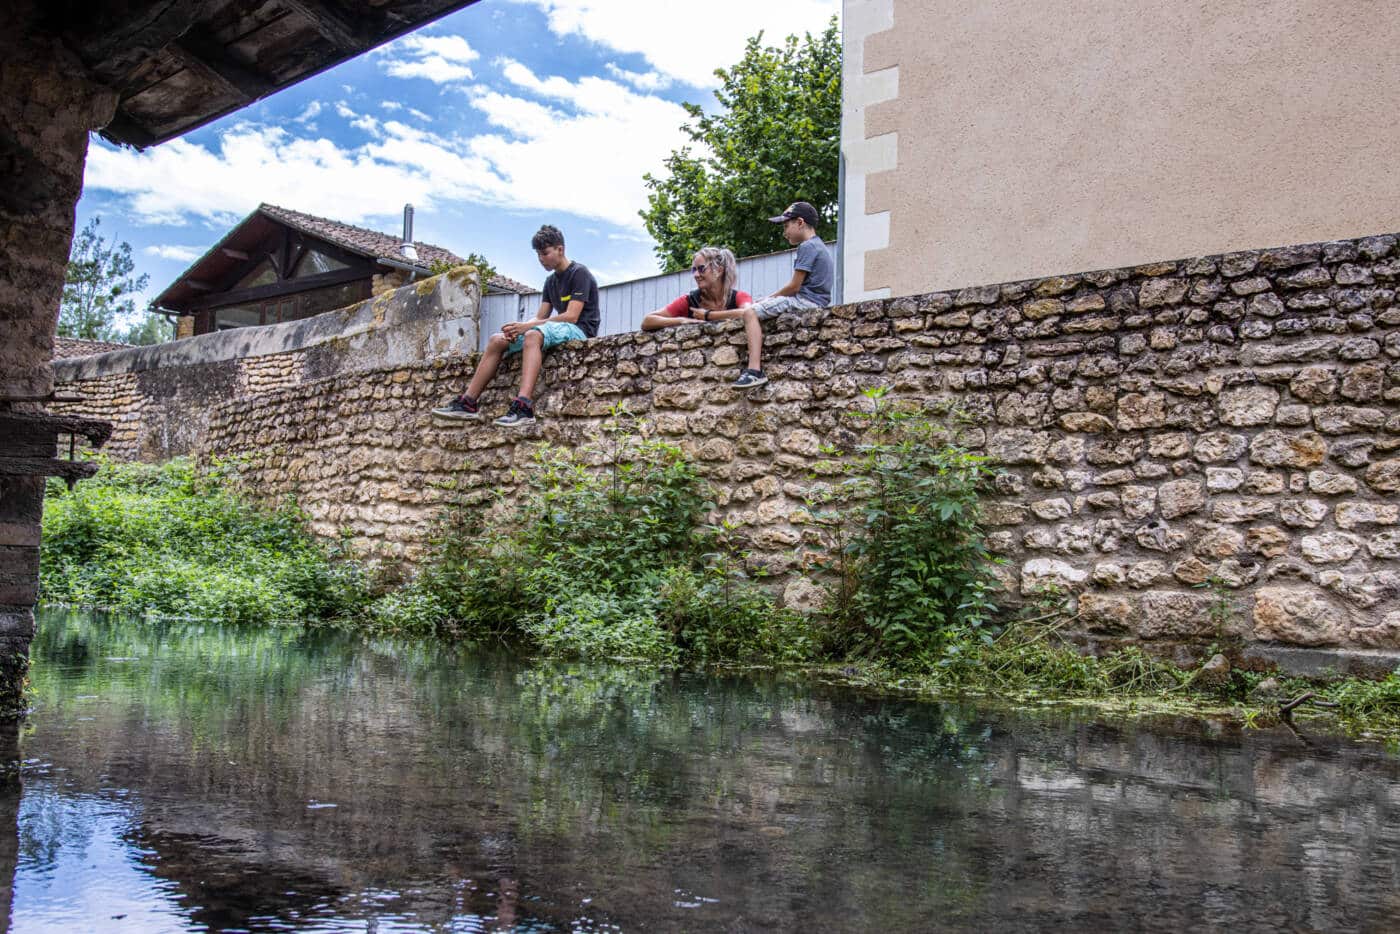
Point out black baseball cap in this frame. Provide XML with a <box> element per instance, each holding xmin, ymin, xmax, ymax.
<box><xmin>768</xmin><ymin>201</ymin><xmax>819</xmax><ymax>226</ymax></box>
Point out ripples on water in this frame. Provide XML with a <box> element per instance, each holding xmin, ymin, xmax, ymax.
<box><xmin>4</xmin><ymin>608</ymin><xmax>1400</xmax><ymax>931</ymax></box>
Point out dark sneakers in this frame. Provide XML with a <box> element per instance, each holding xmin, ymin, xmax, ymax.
<box><xmin>494</xmin><ymin>396</ymin><xmax>536</xmax><ymax>427</ymax></box>
<box><xmin>431</xmin><ymin>394</ymin><xmax>480</xmax><ymax>422</ymax></box>
<box><xmin>733</xmin><ymin>368</ymin><xmax>769</xmax><ymax>389</ymax></box>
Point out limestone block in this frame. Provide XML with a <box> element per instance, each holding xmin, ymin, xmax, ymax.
<box><xmin>1157</xmin><ymin>479</ymin><xmax>1205</xmax><ymax>519</ymax></box>
<box><xmin>1335</xmin><ymin>502</ymin><xmax>1399</xmax><ymax>529</ymax></box>
<box><xmin>1218</xmin><ymin>386</ymin><xmax>1279</xmax><ymax>426</ymax></box>
<box><xmin>1092</xmin><ymin>562</ymin><xmax>1126</xmax><ymax>586</ymax></box>
<box><xmin>1139</xmin><ymin>278</ymin><xmax>1189</xmax><ymax>308</ymax></box>
<box><xmin>1194</xmin><ymin>432</ymin><xmax>1248</xmax><ymax>463</ymax></box>
<box><xmin>782</xmin><ymin>577</ymin><xmax>828</xmax><ymax>614</ymax></box>
<box><xmin>1020</xmin><ymin>558</ymin><xmax>1088</xmax><ymax>594</ymax></box>
<box><xmin>1206</xmin><ymin>468</ymin><xmax>1244</xmax><ymax>492</ymax></box>
<box><xmin>1252</xmin><ymin>587</ymin><xmax>1347</xmax><ymax>645</ymax></box>
<box><xmin>1306</xmin><ymin>471</ymin><xmax>1358</xmax><ymax>495</ymax></box>
<box><xmin>1079</xmin><ymin>593</ymin><xmax>1134</xmax><ymax>633</ymax></box>
<box><xmin>1365</xmin><ymin>459</ymin><xmax>1400</xmax><ymax>492</ymax></box>
<box><xmin>1368</xmin><ymin>531</ymin><xmax>1400</xmax><ymax>559</ymax></box>
<box><xmin>1121</xmin><ymin>486</ymin><xmax>1156</xmax><ymax>520</ymax></box>
<box><xmin>1288</xmin><ymin>366</ymin><xmax>1338</xmax><ymax>403</ymax></box>
<box><xmin>1249</xmin><ymin>430</ymin><xmax>1326</xmax><ymax>468</ymax></box>
<box><xmin>987</xmin><ymin>429</ymin><xmax>1051</xmax><ymax>465</ymax></box>
<box><xmin>1172</xmin><ymin>556</ymin><xmax>1213</xmax><ymax>585</ymax></box>
<box><xmin>1126</xmin><ymin>560</ymin><xmax>1167</xmax><ymax>588</ymax></box>
<box><xmin>1134</xmin><ymin>520</ymin><xmax>1189</xmax><ymax>552</ymax></box>
<box><xmin>1278</xmin><ymin>500</ymin><xmax>1329</xmax><ymax>528</ymax></box>
<box><xmin>1300</xmin><ymin>532</ymin><xmax>1363</xmax><ymax>564</ymax></box>
<box><xmin>1194</xmin><ymin>526</ymin><xmax>1244</xmax><ymax>559</ymax></box>
<box><xmin>1117</xmin><ymin>393</ymin><xmax>1167</xmax><ymax>429</ymax></box>
<box><xmin>1136</xmin><ymin>591</ymin><xmax>1213</xmax><ymax>639</ymax></box>
<box><xmin>1212</xmin><ymin>499</ymin><xmax>1276</xmax><ymax>523</ymax></box>
<box><xmin>1148</xmin><ymin>433</ymin><xmax>1192</xmax><ymax>458</ymax></box>
<box><xmin>1030</xmin><ymin>498</ymin><xmax>1072</xmax><ymax>520</ymax></box>
<box><xmin>1244</xmin><ymin>471</ymin><xmax>1286</xmax><ymax>495</ymax></box>
<box><xmin>1022</xmin><ymin>299</ymin><xmax>1064</xmax><ymax>319</ymax></box>
<box><xmin>1313</xmin><ymin>406</ymin><xmax>1385</xmax><ymax>435</ymax></box>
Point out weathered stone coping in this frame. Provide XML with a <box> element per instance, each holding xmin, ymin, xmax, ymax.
<box><xmin>52</xmin><ymin>267</ymin><xmax>481</xmax><ymax>382</ymax></box>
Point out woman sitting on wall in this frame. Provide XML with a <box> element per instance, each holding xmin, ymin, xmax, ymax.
<box><xmin>640</xmin><ymin>247</ymin><xmax>752</xmax><ymax>330</ymax></box>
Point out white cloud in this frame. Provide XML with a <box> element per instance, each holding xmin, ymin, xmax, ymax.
<box><xmin>294</xmin><ymin>101</ymin><xmax>323</xmax><ymax>123</ymax></box>
<box><xmin>143</xmin><ymin>244</ymin><xmax>205</xmax><ymax>262</ymax></box>
<box><xmin>351</xmin><ymin>115</ymin><xmax>381</xmax><ymax>136</ymax></box>
<box><xmin>84</xmin><ymin>126</ymin><xmax>444</xmax><ymax>227</ymax></box>
<box><xmin>604</xmin><ymin>63</ymin><xmax>671</xmax><ymax>92</ymax></box>
<box><xmin>407</xmin><ymin>108</ymin><xmax>433</xmax><ymax>122</ymax></box>
<box><xmin>506</xmin><ymin>0</ymin><xmax>839</xmax><ymax>88</ymax></box>
<box><xmin>84</xmin><ymin>62</ymin><xmax>690</xmax><ymax>232</ymax></box>
<box><xmin>380</xmin><ymin>100</ymin><xmax>403</xmax><ymax>111</ymax></box>
<box><xmin>377</xmin><ymin>32</ymin><xmax>479</xmax><ymax>84</ymax></box>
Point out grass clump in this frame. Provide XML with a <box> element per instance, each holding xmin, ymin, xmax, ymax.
<box><xmin>41</xmin><ymin>458</ymin><xmax>368</xmax><ymax>624</ymax></box>
<box><xmin>368</xmin><ymin>413</ymin><xmax>813</xmax><ymax>665</ymax></box>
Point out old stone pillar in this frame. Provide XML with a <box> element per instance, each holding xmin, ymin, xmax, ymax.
<box><xmin>0</xmin><ymin>5</ymin><xmax>119</xmax><ymax>712</ymax></box>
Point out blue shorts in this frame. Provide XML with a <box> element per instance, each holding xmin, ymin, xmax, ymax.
<box><xmin>505</xmin><ymin>320</ymin><xmax>588</xmax><ymax>355</ymax></box>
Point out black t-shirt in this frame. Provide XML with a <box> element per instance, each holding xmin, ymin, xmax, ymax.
<box><xmin>542</xmin><ymin>262</ymin><xmax>600</xmax><ymax>338</ymax></box>
<box><xmin>688</xmin><ymin>288</ymin><xmax>743</xmax><ymax>312</ymax></box>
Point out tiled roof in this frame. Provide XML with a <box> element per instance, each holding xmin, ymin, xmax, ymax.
<box><xmin>258</xmin><ymin>204</ymin><xmax>534</xmax><ymax>294</ymax></box>
<box><xmin>53</xmin><ymin>337</ymin><xmax>131</xmax><ymax>359</ymax></box>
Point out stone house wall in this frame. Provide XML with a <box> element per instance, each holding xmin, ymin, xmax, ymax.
<box><xmin>56</xmin><ymin>232</ymin><xmax>1400</xmax><ymax>661</ymax></box>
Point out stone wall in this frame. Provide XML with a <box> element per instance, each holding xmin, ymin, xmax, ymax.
<box><xmin>52</xmin><ymin>268</ymin><xmax>482</xmax><ymax>460</ymax></box>
<box><xmin>57</xmin><ymin>231</ymin><xmax>1400</xmax><ymax>661</ymax></box>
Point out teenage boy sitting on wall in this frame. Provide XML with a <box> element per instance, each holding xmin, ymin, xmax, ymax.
<box><xmin>703</xmin><ymin>201</ymin><xmax>833</xmax><ymax>389</ymax></box>
<box><xmin>432</xmin><ymin>225</ymin><xmax>600</xmax><ymax>428</ymax></box>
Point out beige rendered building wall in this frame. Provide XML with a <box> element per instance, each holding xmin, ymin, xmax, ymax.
<box><xmin>840</xmin><ymin>0</ymin><xmax>1400</xmax><ymax>301</ymax></box>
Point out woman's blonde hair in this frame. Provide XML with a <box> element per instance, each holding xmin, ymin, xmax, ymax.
<box><xmin>695</xmin><ymin>246</ymin><xmax>738</xmax><ymax>296</ymax></box>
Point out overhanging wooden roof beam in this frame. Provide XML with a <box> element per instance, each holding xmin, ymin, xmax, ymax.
<box><xmin>279</xmin><ymin>0</ymin><xmax>377</xmax><ymax>51</ymax></box>
<box><xmin>172</xmin><ymin>30</ymin><xmax>277</xmax><ymax>103</ymax></box>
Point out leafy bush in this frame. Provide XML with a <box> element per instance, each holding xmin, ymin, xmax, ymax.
<box><xmin>369</xmin><ymin>416</ymin><xmax>814</xmax><ymax>665</ymax></box>
<box><xmin>809</xmin><ymin>390</ymin><xmax>1001</xmax><ymax>664</ymax></box>
<box><xmin>41</xmin><ymin>458</ymin><xmax>369</xmax><ymax>624</ymax></box>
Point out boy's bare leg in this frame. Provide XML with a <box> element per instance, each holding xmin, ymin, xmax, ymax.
<box><xmin>742</xmin><ymin>308</ymin><xmax>764</xmax><ymax>372</ymax></box>
<box><xmin>517</xmin><ymin>329</ymin><xmax>545</xmax><ymax>399</ymax></box>
<box><xmin>465</xmin><ymin>333</ymin><xmax>510</xmax><ymax>399</ymax></box>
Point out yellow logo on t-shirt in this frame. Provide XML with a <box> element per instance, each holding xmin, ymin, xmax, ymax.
<box><xmin>561</xmin><ymin>294</ymin><xmax>571</xmax><ymax>302</ymax></box>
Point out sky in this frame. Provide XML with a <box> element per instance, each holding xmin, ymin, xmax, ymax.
<box><xmin>77</xmin><ymin>0</ymin><xmax>840</xmax><ymax>321</ymax></box>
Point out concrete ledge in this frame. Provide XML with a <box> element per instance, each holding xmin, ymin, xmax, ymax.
<box><xmin>1244</xmin><ymin>645</ymin><xmax>1400</xmax><ymax>680</ymax></box>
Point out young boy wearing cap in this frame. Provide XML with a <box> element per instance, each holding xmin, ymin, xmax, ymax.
<box><xmin>704</xmin><ymin>201</ymin><xmax>832</xmax><ymax>388</ymax></box>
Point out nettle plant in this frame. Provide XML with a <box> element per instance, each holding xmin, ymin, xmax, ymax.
<box><xmin>808</xmin><ymin>389</ymin><xmax>1001</xmax><ymax>663</ymax></box>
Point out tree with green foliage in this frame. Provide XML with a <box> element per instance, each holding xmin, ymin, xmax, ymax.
<box><xmin>429</xmin><ymin>251</ymin><xmax>499</xmax><ymax>291</ymax></box>
<box><xmin>120</xmin><ymin>311</ymin><xmax>174</xmax><ymax>345</ymax></box>
<box><xmin>640</xmin><ymin>17</ymin><xmax>841</xmax><ymax>272</ymax></box>
<box><xmin>59</xmin><ymin>216</ymin><xmax>153</xmax><ymax>342</ymax></box>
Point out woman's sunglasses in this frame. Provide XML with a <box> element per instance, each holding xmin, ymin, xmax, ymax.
<box><xmin>691</xmin><ymin>262</ymin><xmax>712</xmax><ymax>274</ymax></box>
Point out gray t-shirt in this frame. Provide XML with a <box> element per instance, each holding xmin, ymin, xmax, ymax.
<box><xmin>794</xmin><ymin>236</ymin><xmax>832</xmax><ymax>306</ymax></box>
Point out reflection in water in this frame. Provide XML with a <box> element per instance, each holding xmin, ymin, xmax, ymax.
<box><xmin>8</xmin><ymin>608</ymin><xmax>1400</xmax><ymax>931</ymax></box>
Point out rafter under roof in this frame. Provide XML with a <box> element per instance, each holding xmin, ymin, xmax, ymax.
<box><xmin>33</xmin><ymin>0</ymin><xmax>481</xmax><ymax>148</ymax></box>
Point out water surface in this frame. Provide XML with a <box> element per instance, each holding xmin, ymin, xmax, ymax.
<box><xmin>6</xmin><ymin>609</ymin><xmax>1400</xmax><ymax>931</ymax></box>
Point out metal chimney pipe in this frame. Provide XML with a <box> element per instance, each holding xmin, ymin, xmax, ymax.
<box><xmin>400</xmin><ymin>204</ymin><xmax>417</xmax><ymax>261</ymax></box>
